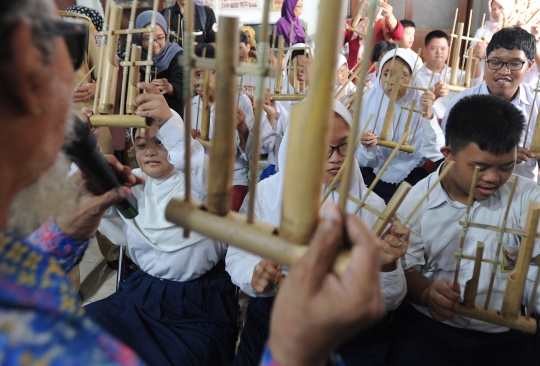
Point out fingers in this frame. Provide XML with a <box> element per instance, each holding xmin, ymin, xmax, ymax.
<box><xmin>252</xmin><ymin>260</ymin><xmax>283</xmax><ymax>293</ymax></box>
<box><xmin>517</xmin><ymin>147</ymin><xmax>534</xmax><ymax>164</ymax></box>
<box><xmin>138</xmin><ymin>82</ymin><xmax>161</xmax><ymax>95</ymax></box>
<box><xmin>103</xmin><ymin>155</ymin><xmax>145</xmax><ymax>187</ymax></box>
<box><xmin>428</xmin><ymin>281</ymin><xmax>462</xmax><ymax>321</ymax></box>
<box><xmin>78</xmin><ymin>107</ymin><xmax>94</xmax><ymax>124</ymax></box>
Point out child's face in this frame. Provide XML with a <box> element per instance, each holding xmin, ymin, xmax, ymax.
<box><xmin>380</xmin><ymin>58</ymin><xmax>411</xmax><ymax>100</ymax></box>
<box><xmin>193</xmin><ymin>68</ymin><xmax>217</xmax><ymax>99</ymax></box>
<box><xmin>288</xmin><ymin>54</ymin><xmax>310</xmax><ymax>91</ymax></box>
<box><xmin>325</xmin><ymin>114</ymin><xmax>349</xmax><ymax>184</ymax></box>
<box><xmin>337</xmin><ymin>64</ymin><xmax>348</xmax><ymax>86</ymax></box>
<box><xmin>399</xmin><ymin>26</ymin><xmax>415</xmax><ymax>49</ymax></box>
<box><xmin>484</xmin><ymin>47</ymin><xmax>533</xmax><ymax>101</ymax></box>
<box><xmin>135</xmin><ymin>125</ymin><xmax>175</xmax><ymax>180</ymax></box>
<box><xmin>423</xmin><ymin>37</ymin><xmax>449</xmax><ymax>67</ymax></box>
<box><xmin>239</xmin><ymin>42</ymin><xmax>249</xmax><ymax>62</ymax></box>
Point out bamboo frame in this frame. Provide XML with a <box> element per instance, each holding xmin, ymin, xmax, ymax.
<box><xmin>89</xmin><ymin>0</ymin><xmax>160</xmax><ymax>128</ymax></box>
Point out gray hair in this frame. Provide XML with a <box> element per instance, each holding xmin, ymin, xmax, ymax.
<box><xmin>0</xmin><ymin>0</ymin><xmax>56</xmax><ymax>62</ymax></box>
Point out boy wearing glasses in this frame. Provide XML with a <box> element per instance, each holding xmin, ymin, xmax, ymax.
<box><xmin>441</xmin><ymin>27</ymin><xmax>538</xmax><ymax>181</ymax></box>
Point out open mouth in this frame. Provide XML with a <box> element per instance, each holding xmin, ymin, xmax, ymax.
<box><xmin>477</xmin><ymin>186</ymin><xmax>496</xmax><ymax>196</ymax></box>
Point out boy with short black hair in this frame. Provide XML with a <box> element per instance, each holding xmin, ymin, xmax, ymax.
<box><xmin>414</xmin><ymin>30</ymin><xmax>483</xmax><ymax>121</ymax></box>
<box><xmin>441</xmin><ymin>27</ymin><xmax>539</xmax><ymax>181</ymax></box>
<box><xmin>394</xmin><ymin>94</ymin><xmax>540</xmax><ymax>365</ymax></box>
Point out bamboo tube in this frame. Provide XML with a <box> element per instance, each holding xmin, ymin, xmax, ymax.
<box><xmin>337</xmin><ymin>0</ymin><xmax>378</xmax><ymax>213</ymax></box>
<box><xmin>144</xmin><ymin>1</ymin><xmax>160</xmax><ymax>84</ymax></box>
<box><xmin>379</xmin><ymin>65</ymin><xmax>403</xmax><ymax>141</ymax></box>
<box><xmin>351</xmin><ymin>0</ymin><xmax>366</xmax><ymax>28</ymax></box>
<box><xmin>279</xmin><ymin>0</ymin><xmax>347</xmax><ymax>244</ymax></box>
<box><xmin>501</xmin><ymin>201</ymin><xmax>540</xmax><ymax>320</ymax></box>
<box><xmin>290</xmin><ymin>19</ymin><xmax>294</xmax><ymax>46</ymax></box>
<box><xmin>293</xmin><ymin>57</ymin><xmax>299</xmax><ymax>94</ymax></box>
<box><xmin>126</xmin><ymin>45</ymin><xmax>142</xmax><ymax>114</ymax></box>
<box><xmin>89</xmin><ymin>114</ymin><xmax>151</xmax><ymax>128</ymax></box>
<box><xmin>200</xmin><ymin>69</ymin><xmax>211</xmax><ymax>141</ymax></box>
<box><xmin>183</xmin><ymin>0</ymin><xmax>195</xmax><ymax>209</ymax></box>
<box><xmin>273</xmin><ymin>36</ymin><xmax>285</xmax><ymax>93</ymax></box>
<box><xmin>402</xmin><ymin>99</ymin><xmax>416</xmax><ymax>144</ymax></box>
<box><xmin>402</xmin><ymin>161</ymin><xmax>455</xmax><ymax>226</ymax></box>
<box><xmin>453</xmin><ymin>166</ymin><xmax>480</xmax><ymax>292</ymax></box>
<box><xmin>463</xmin><ymin>241</ymin><xmax>485</xmax><ymax>308</ymax></box>
<box><xmin>447</xmin><ymin>8</ymin><xmax>459</xmax><ymax>71</ymax></box>
<box><xmin>524</xmin><ymin>76</ymin><xmax>540</xmax><ymax>152</ymax></box>
<box><xmin>484</xmin><ymin>176</ymin><xmax>519</xmax><ymax>310</ymax></box>
<box><xmin>370</xmin><ymin>182</ymin><xmax>412</xmax><ymax>237</ymax></box>
<box><xmin>92</xmin><ymin>0</ymin><xmax>111</xmax><ymax>114</ymax></box>
<box><xmin>458</xmin><ymin>9</ymin><xmax>473</xmax><ymax>80</ymax></box>
<box><xmin>374</xmin><ymin>51</ymin><xmax>398</xmax><ymax>131</ymax></box>
<box><xmin>346</xmin><ymin>25</ymin><xmax>366</xmax><ymax>36</ymax></box>
<box><xmin>526</xmin><ymin>9</ymin><xmax>540</xmax><ymax>25</ymax></box>
<box><xmin>165</xmin><ymin>198</ymin><xmax>354</xmax><ymax>276</ymax></box>
<box><xmin>247</xmin><ymin>0</ymin><xmax>272</xmax><ymax>224</ymax></box>
<box><xmin>97</xmin><ymin>3</ymin><xmax>122</xmax><ymax>115</ymax></box>
<box><xmin>76</xmin><ymin>66</ymin><xmax>95</xmax><ymax>88</ymax></box>
<box><xmin>206</xmin><ymin>17</ymin><xmax>239</xmax><ymax>215</ymax></box>
<box><xmin>271</xmin><ymin>94</ymin><xmax>307</xmax><ymax>101</ymax></box>
<box><xmin>119</xmin><ymin>0</ymin><xmax>138</xmax><ymax>116</ymax></box>
<box><xmin>463</xmin><ymin>48</ymin><xmax>474</xmax><ymax>88</ymax></box>
<box><xmin>450</xmin><ymin>23</ymin><xmax>464</xmax><ymax>86</ymax></box>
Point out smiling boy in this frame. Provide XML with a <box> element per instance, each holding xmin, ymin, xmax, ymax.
<box><xmin>441</xmin><ymin>27</ymin><xmax>539</xmax><ymax>181</ymax></box>
<box><xmin>394</xmin><ymin>94</ymin><xmax>540</xmax><ymax>365</ymax></box>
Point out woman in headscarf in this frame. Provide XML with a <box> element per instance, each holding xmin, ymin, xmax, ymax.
<box><xmin>227</xmin><ymin>100</ymin><xmax>408</xmax><ymax>366</ymax></box>
<box><xmin>334</xmin><ymin>53</ymin><xmax>356</xmax><ymax>106</ymax></box>
<box><xmin>274</xmin><ymin>0</ymin><xmax>305</xmax><ymax>46</ymax></box>
<box><xmin>473</xmin><ymin>0</ymin><xmax>518</xmax><ymax>42</ymax></box>
<box><xmin>135</xmin><ymin>11</ymin><xmax>184</xmax><ymax>116</ymax></box>
<box><xmin>357</xmin><ymin>48</ymin><xmax>441</xmax><ymax>203</ymax></box>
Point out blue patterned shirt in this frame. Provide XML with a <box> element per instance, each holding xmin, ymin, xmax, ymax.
<box><xmin>0</xmin><ymin>219</ymin><xmax>144</xmax><ymax>365</ymax></box>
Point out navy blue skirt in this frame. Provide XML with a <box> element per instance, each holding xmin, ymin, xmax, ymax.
<box><xmin>84</xmin><ymin>262</ymin><xmax>237</xmax><ymax>366</ymax></box>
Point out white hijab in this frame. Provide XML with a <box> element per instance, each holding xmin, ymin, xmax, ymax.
<box><xmin>255</xmin><ymin>100</ymin><xmax>384</xmax><ymax>227</ymax></box>
<box><xmin>357</xmin><ymin>48</ymin><xmax>425</xmax><ymax>184</ymax></box>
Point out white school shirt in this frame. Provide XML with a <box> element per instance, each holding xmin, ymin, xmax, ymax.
<box><xmin>190</xmin><ymin>93</ymin><xmax>260</xmax><ymax>186</ymax></box>
<box><xmin>397</xmin><ymin>170</ymin><xmax>540</xmax><ymax>332</ymax></box>
<box><xmin>225</xmin><ymin>178</ymin><xmax>407</xmax><ymax>311</ymax></box>
<box><xmin>413</xmin><ymin>63</ymin><xmax>483</xmax><ymax>120</ymax></box>
<box><xmin>101</xmin><ymin>110</ymin><xmax>227</xmax><ymax>282</ymax></box>
<box><xmin>441</xmin><ymin>82</ymin><xmax>540</xmax><ymax>181</ymax></box>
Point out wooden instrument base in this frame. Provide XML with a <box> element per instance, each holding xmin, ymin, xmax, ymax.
<box><xmin>455</xmin><ymin>304</ymin><xmax>537</xmax><ymax>334</ymax></box>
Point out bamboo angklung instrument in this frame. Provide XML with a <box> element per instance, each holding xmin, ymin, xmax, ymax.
<box><xmin>524</xmin><ymin>77</ymin><xmax>540</xmax><ymax>157</ymax></box>
<box><xmin>166</xmin><ymin>0</ymin><xmax>393</xmax><ymax>276</ymax></box>
<box><xmin>90</xmin><ymin>0</ymin><xmax>159</xmax><ymax>128</ymax></box>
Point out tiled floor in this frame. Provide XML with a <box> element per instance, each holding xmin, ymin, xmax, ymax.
<box><xmin>79</xmin><ymin>237</ymin><xmax>117</xmax><ymax>306</ymax></box>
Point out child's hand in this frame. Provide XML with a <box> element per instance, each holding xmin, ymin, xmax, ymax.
<box><xmin>420</xmin><ymin>90</ymin><xmax>436</xmax><ymax>119</ymax></box>
<box><xmin>433</xmin><ymin>80</ymin><xmax>448</xmax><ymax>99</ymax></box>
<box><xmin>151</xmin><ymin>78</ymin><xmax>173</xmax><ymax>95</ymax></box>
<box><xmin>135</xmin><ymin>82</ymin><xmax>173</xmax><ymax>126</ymax></box>
<box><xmin>361</xmin><ymin>130</ymin><xmax>378</xmax><ymax>147</ymax></box>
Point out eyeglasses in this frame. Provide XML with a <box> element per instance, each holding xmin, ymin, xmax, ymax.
<box><xmin>328</xmin><ymin>143</ymin><xmax>347</xmax><ymax>158</ymax></box>
<box><xmin>32</xmin><ymin>17</ymin><xmax>88</xmax><ymax>70</ymax></box>
<box><xmin>485</xmin><ymin>59</ymin><xmax>530</xmax><ymax>71</ymax></box>
<box><xmin>142</xmin><ymin>36</ymin><xmax>167</xmax><ymax>45</ymax></box>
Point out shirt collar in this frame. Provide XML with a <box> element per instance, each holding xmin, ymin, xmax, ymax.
<box><xmin>480</xmin><ymin>82</ymin><xmax>529</xmax><ymax>106</ymax></box>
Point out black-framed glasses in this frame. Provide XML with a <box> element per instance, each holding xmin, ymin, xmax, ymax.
<box><xmin>328</xmin><ymin>143</ymin><xmax>347</xmax><ymax>158</ymax></box>
<box><xmin>142</xmin><ymin>36</ymin><xmax>167</xmax><ymax>44</ymax></box>
<box><xmin>32</xmin><ymin>17</ymin><xmax>88</xmax><ymax>70</ymax></box>
<box><xmin>485</xmin><ymin>59</ymin><xmax>530</xmax><ymax>71</ymax></box>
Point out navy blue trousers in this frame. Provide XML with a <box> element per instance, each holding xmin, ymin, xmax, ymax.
<box><xmin>85</xmin><ymin>262</ymin><xmax>237</xmax><ymax>366</ymax></box>
<box><xmin>393</xmin><ymin>301</ymin><xmax>540</xmax><ymax>366</ymax></box>
<box><xmin>233</xmin><ymin>296</ymin><xmax>393</xmax><ymax>366</ymax></box>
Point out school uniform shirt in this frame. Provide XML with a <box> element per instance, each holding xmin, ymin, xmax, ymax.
<box><xmin>355</xmin><ymin>49</ymin><xmax>442</xmax><ymax>185</ymax></box>
<box><xmin>190</xmin><ymin>93</ymin><xmax>257</xmax><ymax>186</ymax></box>
<box><xmin>397</xmin><ymin>169</ymin><xmax>540</xmax><ymax>332</ymax></box>
<box><xmin>100</xmin><ymin>110</ymin><xmax>225</xmax><ymax>282</ymax></box>
<box><xmin>413</xmin><ymin>63</ymin><xmax>483</xmax><ymax>121</ymax></box>
<box><xmin>441</xmin><ymin>81</ymin><xmax>540</xmax><ymax>181</ymax></box>
<box><xmin>227</xmin><ymin>102</ymin><xmax>406</xmax><ymax>310</ymax></box>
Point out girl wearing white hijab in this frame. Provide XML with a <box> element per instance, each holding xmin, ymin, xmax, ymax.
<box><xmin>84</xmin><ymin>90</ymin><xmax>237</xmax><ymax>366</ymax></box>
<box><xmin>473</xmin><ymin>0</ymin><xmax>518</xmax><ymax>43</ymax></box>
<box><xmin>334</xmin><ymin>53</ymin><xmax>357</xmax><ymax>105</ymax></box>
<box><xmin>227</xmin><ymin>100</ymin><xmax>408</xmax><ymax>366</ymax></box>
<box><xmin>357</xmin><ymin>48</ymin><xmax>442</xmax><ymax>203</ymax></box>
